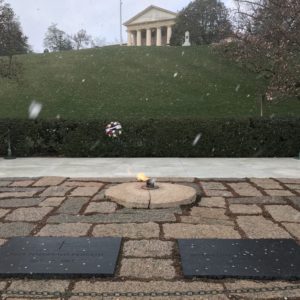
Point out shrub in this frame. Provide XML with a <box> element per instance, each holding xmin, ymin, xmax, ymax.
<box><xmin>0</xmin><ymin>118</ymin><xmax>299</xmax><ymax>157</ymax></box>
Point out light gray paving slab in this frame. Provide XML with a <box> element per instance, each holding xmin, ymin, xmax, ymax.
<box><xmin>0</xmin><ymin>158</ymin><xmax>299</xmax><ymax>178</ymax></box>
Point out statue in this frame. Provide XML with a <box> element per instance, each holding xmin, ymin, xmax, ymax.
<box><xmin>182</xmin><ymin>31</ymin><xmax>191</xmax><ymax>46</ymax></box>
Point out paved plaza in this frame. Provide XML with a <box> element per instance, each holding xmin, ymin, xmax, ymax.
<box><xmin>0</xmin><ymin>176</ymin><xmax>299</xmax><ymax>299</ymax></box>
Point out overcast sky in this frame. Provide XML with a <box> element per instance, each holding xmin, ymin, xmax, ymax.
<box><xmin>6</xmin><ymin>0</ymin><xmax>235</xmax><ymax>52</ymax></box>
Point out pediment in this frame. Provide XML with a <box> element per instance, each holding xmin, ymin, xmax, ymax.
<box><xmin>124</xmin><ymin>6</ymin><xmax>177</xmax><ymax>26</ymax></box>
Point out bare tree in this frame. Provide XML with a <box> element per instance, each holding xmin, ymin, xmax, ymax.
<box><xmin>71</xmin><ymin>29</ymin><xmax>91</xmax><ymax>50</ymax></box>
<box><xmin>91</xmin><ymin>36</ymin><xmax>106</xmax><ymax>48</ymax></box>
<box><xmin>44</xmin><ymin>24</ymin><xmax>73</xmax><ymax>52</ymax></box>
<box><xmin>219</xmin><ymin>0</ymin><xmax>300</xmax><ymax>102</ymax></box>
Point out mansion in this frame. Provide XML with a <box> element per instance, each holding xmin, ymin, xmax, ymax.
<box><xmin>124</xmin><ymin>5</ymin><xmax>177</xmax><ymax>46</ymax></box>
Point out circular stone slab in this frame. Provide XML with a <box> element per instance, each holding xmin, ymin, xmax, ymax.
<box><xmin>105</xmin><ymin>182</ymin><xmax>197</xmax><ymax>209</ymax></box>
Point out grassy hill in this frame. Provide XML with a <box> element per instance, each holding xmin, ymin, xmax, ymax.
<box><xmin>0</xmin><ymin>46</ymin><xmax>299</xmax><ymax>120</ymax></box>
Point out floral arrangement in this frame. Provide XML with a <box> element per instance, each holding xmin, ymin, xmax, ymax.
<box><xmin>105</xmin><ymin>121</ymin><xmax>122</xmax><ymax>138</ymax></box>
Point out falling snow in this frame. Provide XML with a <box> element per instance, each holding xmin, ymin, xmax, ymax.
<box><xmin>28</xmin><ymin>101</ymin><xmax>42</xmax><ymax>119</ymax></box>
<box><xmin>192</xmin><ymin>133</ymin><xmax>202</xmax><ymax>146</ymax></box>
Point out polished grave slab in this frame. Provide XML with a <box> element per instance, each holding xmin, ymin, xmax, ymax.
<box><xmin>178</xmin><ymin>239</ymin><xmax>300</xmax><ymax>280</ymax></box>
<box><xmin>0</xmin><ymin>237</ymin><xmax>121</xmax><ymax>278</ymax></box>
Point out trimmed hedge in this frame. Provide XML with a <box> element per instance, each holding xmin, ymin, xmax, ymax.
<box><xmin>0</xmin><ymin>118</ymin><xmax>299</xmax><ymax>157</ymax></box>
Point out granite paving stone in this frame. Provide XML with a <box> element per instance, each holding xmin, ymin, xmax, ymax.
<box><xmin>39</xmin><ymin>197</ymin><xmax>65</xmax><ymax>207</ymax></box>
<box><xmin>10</xmin><ymin>180</ymin><xmax>35</xmax><ymax>187</ymax></box>
<box><xmin>33</xmin><ymin>177</ymin><xmax>66</xmax><ymax>186</ymax></box>
<box><xmin>0</xmin><ymin>190</ymin><xmax>43</xmax><ymax>199</ymax></box>
<box><xmin>201</xmin><ymin>182</ymin><xmax>227</xmax><ymax>190</ymax></box>
<box><xmin>91</xmin><ymin>190</ymin><xmax>106</xmax><ymax>201</ymax></box>
<box><xmin>57</xmin><ymin>197</ymin><xmax>89</xmax><ymax>214</ymax></box>
<box><xmin>229</xmin><ymin>204</ymin><xmax>262</xmax><ymax>215</ymax></box>
<box><xmin>288</xmin><ymin>197</ymin><xmax>300</xmax><ymax>209</ymax></box>
<box><xmin>228</xmin><ymin>183</ymin><xmax>262</xmax><ymax>196</ymax></box>
<box><xmin>40</xmin><ymin>186</ymin><xmax>73</xmax><ymax>197</ymax></box>
<box><xmin>285</xmin><ymin>184</ymin><xmax>300</xmax><ymax>190</ymax></box>
<box><xmin>0</xmin><ymin>222</ymin><xmax>35</xmax><ymax>238</ymax></box>
<box><xmin>180</xmin><ymin>216</ymin><xmax>234</xmax><ymax>226</ymax></box>
<box><xmin>228</xmin><ymin>196</ymin><xmax>286</xmax><ymax>204</ymax></box>
<box><xmin>120</xmin><ymin>258</ymin><xmax>175</xmax><ymax>279</ymax></box>
<box><xmin>237</xmin><ymin>216</ymin><xmax>291</xmax><ymax>238</ymax></box>
<box><xmin>36</xmin><ymin>223</ymin><xmax>91</xmax><ymax>237</ymax></box>
<box><xmin>265</xmin><ymin>205</ymin><xmax>300</xmax><ymax>222</ymax></box>
<box><xmin>0</xmin><ymin>281</ymin><xmax>6</xmax><ymax>289</ymax></box>
<box><xmin>282</xmin><ymin>223</ymin><xmax>300</xmax><ymax>240</ymax></box>
<box><xmin>123</xmin><ymin>240</ymin><xmax>174</xmax><ymax>257</ymax></box>
<box><xmin>47</xmin><ymin>211</ymin><xmax>177</xmax><ymax>224</ymax></box>
<box><xmin>265</xmin><ymin>189</ymin><xmax>295</xmax><ymax>196</ymax></box>
<box><xmin>84</xmin><ymin>202</ymin><xmax>117</xmax><ymax>214</ymax></box>
<box><xmin>5</xmin><ymin>207</ymin><xmax>53</xmax><ymax>222</ymax></box>
<box><xmin>70</xmin><ymin>186</ymin><xmax>100</xmax><ymax>197</ymax></box>
<box><xmin>224</xmin><ymin>280</ymin><xmax>300</xmax><ymax>299</ymax></box>
<box><xmin>8</xmin><ymin>280</ymin><xmax>70</xmax><ymax>294</ymax></box>
<box><xmin>203</xmin><ymin>190</ymin><xmax>233</xmax><ymax>197</ymax></box>
<box><xmin>249</xmin><ymin>178</ymin><xmax>283</xmax><ymax>189</ymax></box>
<box><xmin>63</xmin><ymin>181</ymin><xmax>104</xmax><ymax>188</ymax></box>
<box><xmin>0</xmin><ymin>198</ymin><xmax>44</xmax><ymax>208</ymax></box>
<box><xmin>278</xmin><ymin>178</ymin><xmax>300</xmax><ymax>184</ymax></box>
<box><xmin>71</xmin><ymin>280</ymin><xmax>227</xmax><ymax>300</ymax></box>
<box><xmin>0</xmin><ymin>187</ymin><xmax>42</xmax><ymax>192</ymax></box>
<box><xmin>190</xmin><ymin>207</ymin><xmax>229</xmax><ymax>220</ymax></box>
<box><xmin>0</xmin><ymin>239</ymin><xmax>7</xmax><ymax>246</ymax></box>
<box><xmin>198</xmin><ymin>197</ymin><xmax>226</xmax><ymax>208</ymax></box>
<box><xmin>0</xmin><ymin>208</ymin><xmax>10</xmax><ymax>218</ymax></box>
<box><xmin>93</xmin><ymin>223</ymin><xmax>160</xmax><ymax>239</ymax></box>
<box><xmin>163</xmin><ymin>224</ymin><xmax>240</xmax><ymax>239</ymax></box>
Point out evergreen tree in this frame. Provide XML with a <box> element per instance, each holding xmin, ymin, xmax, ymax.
<box><xmin>0</xmin><ymin>0</ymin><xmax>29</xmax><ymax>77</ymax></box>
<box><xmin>170</xmin><ymin>0</ymin><xmax>233</xmax><ymax>45</ymax></box>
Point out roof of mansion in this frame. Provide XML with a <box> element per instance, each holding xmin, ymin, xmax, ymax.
<box><xmin>124</xmin><ymin>5</ymin><xmax>177</xmax><ymax>26</ymax></box>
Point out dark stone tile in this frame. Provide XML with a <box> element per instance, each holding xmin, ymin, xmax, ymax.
<box><xmin>178</xmin><ymin>239</ymin><xmax>300</xmax><ymax>280</ymax></box>
<box><xmin>57</xmin><ymin>197</ymin><xmax>89</xmax><ymax>214</ymax></box>
<box><xmin>0</xmin><ymin>237</ymin><xmax>121</xmax><ymax>278</ymax></box>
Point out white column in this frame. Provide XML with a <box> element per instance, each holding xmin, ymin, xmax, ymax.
<box><xmin>127</xmin><ymin>31</ymin><xmax>132</xmax><ymax>46</ymax></box>
<box><xmin>146</xmin><ymin>28</ymin><xmax>151</xmax><ymax>46</ymax></box>
<box><xmin>156</xmin><ymin>27</ymin><xmax>162</xmax><ymax>46</ymax></box>
<box><xmin>167</xmin><ymin>26</ymin><xmax>172</xmax><ymax>45</ymax></box>
<box><xmin>137</xmin><ymin>30</ymin><xmax>142</xmax><ymax>46</ymax></box>
<box><xmin>132</xmin><ymin>31</ymin><xmax>136</xmax><ymax>46</ymax></box>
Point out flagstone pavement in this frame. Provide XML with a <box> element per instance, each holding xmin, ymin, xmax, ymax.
<box><xmin>0</xmin><ymin>177</ymin><xmax>300</xmax><ymax>299</ymax></box>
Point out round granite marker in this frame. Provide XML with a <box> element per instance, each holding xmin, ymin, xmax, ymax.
<box><xmin>105</xmin><ymin>182</ymin><xmax>197</xmax><ymax>209</ymax></box>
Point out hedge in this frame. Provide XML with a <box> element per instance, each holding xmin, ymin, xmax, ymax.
<box><xmin>0</xmin><ymin>118</ymin><xmax>299</xmax><ymax>157</ymax></box>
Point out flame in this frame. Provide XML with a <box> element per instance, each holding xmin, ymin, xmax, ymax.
<box><xmin>137</xmin><ymin>173</ymin><xmax>149</xmax><ymax>182</ymax></box>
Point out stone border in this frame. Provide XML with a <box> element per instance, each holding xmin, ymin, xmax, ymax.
<box><xmin>105</xmin><ymin>182</ymin><xmax>197</xmax><ymax>209</ymax></box>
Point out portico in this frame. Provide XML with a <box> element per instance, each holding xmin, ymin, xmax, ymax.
<box><xmin>124</xmin><ymin>5</ymin><xmax>177</xmax><ymax>46</ymax></box>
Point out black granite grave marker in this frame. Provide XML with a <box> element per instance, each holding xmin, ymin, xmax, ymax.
<box><xmin>0</xmin><ymin>237</ymin><xmax>121</xmax><ymax>278</ymax></box>
<box><xmin>178</xmin><ymin>239</ymin><xmax>300</xmax><ymax>280</ymax></box>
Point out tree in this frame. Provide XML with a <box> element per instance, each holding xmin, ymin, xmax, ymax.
<box><xmin>0</xmin><ymin>0</ymin><xmax>29</xmax><ymax>77</ymax></box>
<box><xmin>71</xmin><ymin>29</ymin><xmax>91</xmax><ymax>50</ymax></box>
<box><xmin>219</xmin><ymin>0</ymin><xmax>300</xmax><ymax>101</ymax></box>
<box><xmin>170</xmin><ymin>0</ymin><xmax>233</xmax><ymax>45</ymax></box>
<box><xmin>43</xmin><ymin>24</ymin><xmax>73</xmax><ymax>52</ymax></box>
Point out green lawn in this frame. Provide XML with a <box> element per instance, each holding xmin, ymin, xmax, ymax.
<box><xmin>0</xmin><ymin>46</ymin><xmax>299</xmax><ymax>119</ymax></box>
